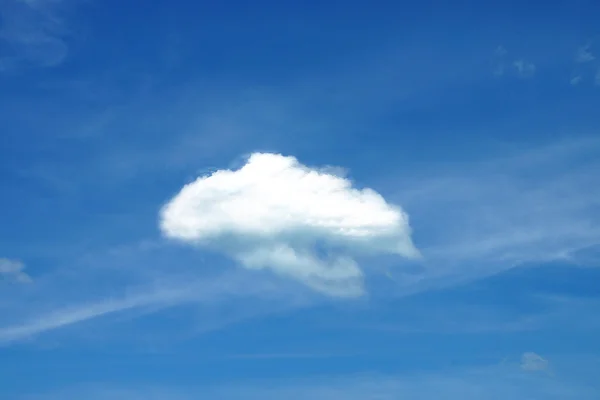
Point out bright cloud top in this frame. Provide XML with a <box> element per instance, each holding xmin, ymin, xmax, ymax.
<box><xmin>160</xmin><ymin>153</ymin><xmax>419</xmax><ymax>297</ymax></box>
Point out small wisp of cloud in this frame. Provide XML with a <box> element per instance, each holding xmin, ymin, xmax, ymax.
<box><xmin>513</xmin><ymin>60</ymin><xmax>536</xmax><ymax>78</ymax></box>
<box><xmin>0</xmin><ymin>258</ymin><xmax>32</xmax><ymax>283</ymax></box>
<box><xmin>576</xmin><ymin>44</ymin><xmax>595</xmax><ymax>63</ymax></box>
<box><xmin>520</xmin><ymin>352</ymin><xmax>550</xmax><ymax>373</ymax></box>
<box><xmin>491</xmin><ymin>47</ymin><xmax>535</xmax><ymax>79</ymax></box>
<box><xmin>570</xmin><ymin>42</ymin><xmax>600</xmax><ymax>87</ymax></box>
<box><xmin>494</xmin><ymin>45</ymin><xmax>508</xmax><ymax>57</ymax></box>
<box><xmin>0</xmin><ymin>0</ymin><xmax>75</xmax><ymax>71</ymax></box>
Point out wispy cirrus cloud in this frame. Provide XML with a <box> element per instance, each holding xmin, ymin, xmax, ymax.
<box><xmin>0</xmin><ymin>261</ymin><xmax>312</xmax><ymax>346</ymax></box>
<box><xmin>0</xmin><ymin>258</ymin><xmax>32</xmax><ymax>283</ymax></box>
<box><xmin>576</xmin><ymin>44</ymin><xmax>595</xmax><ymax>63</ymax></box>
<box><xmin>1</xmin><ymin>24</ymin><xmax>598</xmax><ymax>346</ymax></box>
<box><xmin>0</xmin><ymin>226</ymin><xmax>323</xmax><ymax>346</ymax></box>
<box><xmin>384</xmin><ymin>136</ymin><xmax>600</xmax><ymax>294</ymax></box>
<box><xmin>0</xmin><ymin>0</ymin><xmax>77</xmax><ymax>71</ymax></box>
<box><xmin>491</xmin><ymin>46</ymin><xmax>535</xmax><ymax>78</ymax></box>
<box><xmin>4</xmin><ymin>137</ymin><xmax>599</xmax><ymax>345</ymax></box>
<box><xmin>0</xmin><ymin>283</ymin><xmax>192</xmax><ymax>344</ymax></box>
<box><xmin>570</xmin><ymin>41</ymin><xmax>599</xmax><ymax>86</ymax></box>
<box><xmin>513</xmin><ymin>59</ymin><xmax>536</xmax><ymax>78</ymax></box>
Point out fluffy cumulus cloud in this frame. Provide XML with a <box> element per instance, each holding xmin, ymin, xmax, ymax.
<box><xmin>0</xmin><ymin>258</ymin><xmax>31</xmax><ymax>283</ymax></box>
<box><xmin>160</xmin><ymin>153</ymin><xmax>419</xmax><ymax>297</ymax></box>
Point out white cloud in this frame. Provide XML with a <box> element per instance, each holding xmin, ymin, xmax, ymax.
<box><xmin>521</xmin><ymin>352</ymin><xmax>549</xmax><ymax>372</ymax></box>
<box><xmin>513</xmin><ymin>60</ymin><xmax>536</xmax><ymax>78</ymax></box>
<box><xmin>576</xmin><ymin>44</ymin><xmax>595</xmax><ymax>63</ymax></box>
<box><xmin>570</xmin><ymin>75</ymin><xmax>582</xmax><ymax>85</ymax></box>
<box><xmin>0</xmin><ymin>258</ymin><xmax>32</xmax><ymax>283</ymax></box>
<box><xmin>160</xmin><ymin>153</ymin><xmax>419</xmax><ymax>297</ymax></box>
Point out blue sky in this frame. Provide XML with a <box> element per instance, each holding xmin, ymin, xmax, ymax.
<box><xmin>1</xmin><ymin>0</ymin><xmax>600</xmax><ymax>398</ymax></box>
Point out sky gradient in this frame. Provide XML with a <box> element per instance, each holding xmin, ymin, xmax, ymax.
<box><xmin>1</xmin><ymin>0</ymin><xmax>600</xmax><ymax>399</ymax></box>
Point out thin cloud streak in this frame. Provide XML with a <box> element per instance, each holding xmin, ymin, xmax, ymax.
<box><xmin>4</xmin><ymin>137</ymin><xmax>599</xmax><ymax>344</ymax></box>
<box><xmin>0</xmin><ymin>265</ymin><xmax>313</xmax><ymax>345</ymax></box>
<box><xmin>0</xmin><ymin>0</ymin><xmax>75</xmax><ymax>71</ymax></box>
<box><xmin>386</xmin><ymin>137</ymin><xmax>600</xmax><ymax>293</ymax></box>
<box><xmin>3</xmin><ymin>137</ymin><xmax>598</xmax><ymax>345</ymax></box>
<box><xmin>0</xmin><ymin>284</ymin><xmax>195</xmax><ymax>344</ymax></box>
